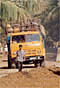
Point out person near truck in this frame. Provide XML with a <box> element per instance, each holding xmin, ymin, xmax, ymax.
<box><xmin>17</xmin><ymin>45</ymin><xmax>25</xmax><ymax>71</ymax></box>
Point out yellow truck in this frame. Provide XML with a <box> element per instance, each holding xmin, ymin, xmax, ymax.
<box><xmin>7</xmin><ymin>24</ymin><xmax>46</xmax><ymax>68</ymax></box>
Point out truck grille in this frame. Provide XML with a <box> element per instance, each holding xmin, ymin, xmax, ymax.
<box><xmin>24</xmin><ymin>50</ymin><xmax>36</xmax><ymax>55</ymax></box>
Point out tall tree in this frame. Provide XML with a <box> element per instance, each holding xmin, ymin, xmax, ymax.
<box><xmin>45</xmin><ymin>0</ymin><xmax>58</xmax><ymax>11</ymax></box>
<box><xmin>58</xmin><ymin>0</ymin><xmax>60</xmax><ymax>7</ymax></box>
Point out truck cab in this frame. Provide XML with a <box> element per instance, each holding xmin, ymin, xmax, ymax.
<box><xmin>8</xmin><ymin>30</ymin><xmax>45</xmax><ymax>68</ymax></box>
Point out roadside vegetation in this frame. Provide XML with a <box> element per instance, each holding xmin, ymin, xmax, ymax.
<box><xmin>0</xmin><ymin>0</ymin><xmax>60</xmax><ymax>47</ymax></box>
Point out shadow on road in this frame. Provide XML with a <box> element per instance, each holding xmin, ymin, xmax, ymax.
<box><xmin>48</xmin><ymin>69</ymin><xmax>60</xmax><ymax>76</ymax></box>
<box><xmin>0</xmin><ymin>65</ymin><xmax>35</xmax><ymax>70</ymax></box>
<box><xmin>23</xmin><ymin>65</ymin><xmax>35</xmax><ymax>69</ymax></box>
<box><xmin>2</xmin><ymin>60</ymin><xmax>8</xmax><ymax>62</ymax></box>
<box><xmin>0</xmin><ymin>67</ymin><xmax>9</xmax><ymax>69</ymax></box>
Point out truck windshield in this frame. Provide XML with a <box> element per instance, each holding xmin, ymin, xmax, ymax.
<box><xmin>12</xmin><ymin>35</ymin><xmax>25</xmax><ymax>43</ymax></box>
<box><xmin>25</xmin><ymin>34</ymin><xmax>40</xmax><ymax>42</ymax></box>
<box><xmin>12</xmin><ymin>34</ymin><xmax>40</xmax><ymax>43</ymax></box>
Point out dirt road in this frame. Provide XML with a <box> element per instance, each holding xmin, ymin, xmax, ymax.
<box><xmin>0</xmin><ymin>66</ymin><xmax>60</xmax><ymax>88</ymax></box>
<box><xmin>0</xmin><ymin>48</ymin><xmax>57</xmax><ymax>77</ymax></box>
<box><xmin>0</xmin><ymin>48</ymin><xmax>60</xmax><ymax>88</ymax></box>
<box><xmin>0</xmin><ymin>56</ymin><xmax>35</xmax><ymax>77</ymax></box>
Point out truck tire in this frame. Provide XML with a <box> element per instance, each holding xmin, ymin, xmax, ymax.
<box><xmin>34</xmin><ymin>60</ymin><xmax>38</xmax><ymax>68</ymax></box>
<box><xmin>40</xmin><ymin>57</ymin><xmax>45</xmax><ymax>67</ymax></box>
<box><xmin>8</xmin><ymin>55</ymin><xmax>11</xmax><ymax>68</ymax></box>
<box><xmin>16</xmin><ymin>62</ymin><xmax>18</xmax><ymax>68</ymax></box>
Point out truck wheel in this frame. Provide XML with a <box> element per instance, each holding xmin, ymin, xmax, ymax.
<box><xmin>40</xmin><ymin>57</ymin><xmax>45</xmax><ymax>67</ymax></box>
<box><xmin>8</xmin><ymin>55</ymin><xmax>11</xmax><ymax>68</ymax></box>
<box><xmin>34</xmin><ymin>61</ymin><xmax>38</xmax><ymax>68</ymax></box>
<box><xmin>8</xmin><ymin>58</ymin><xmax>11</xmax><ymax>68</ymax></box>
<box><xmin>16</xmin><ymin>62</ymin><xmax>18</xmax><ymax>68</ymax></box>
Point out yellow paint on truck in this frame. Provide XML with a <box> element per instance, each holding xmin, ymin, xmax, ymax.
<box><xmin>10</xmin><ymin>31</ymin><xmax>45</xmax><ymax>59</ymax></box>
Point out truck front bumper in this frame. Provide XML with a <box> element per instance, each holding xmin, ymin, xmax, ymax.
<box><xmin>23</xmin><ymin>56</ymin><xmax>44</xmax><ymax>62</ymax></box>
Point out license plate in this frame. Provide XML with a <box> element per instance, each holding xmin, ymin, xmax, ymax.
<box><xmin>30</xmin><ymin>57</ymin><xmax>36</xmax><ymax>60</ymax></box>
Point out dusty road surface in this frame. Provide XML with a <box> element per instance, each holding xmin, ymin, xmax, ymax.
<box><xmin>0</xmin><ymin>56</ymin><xmax>35</xmax><ymax>77</ymax></box>
<box><xmin>0</xmin><ymin>48</ymin><xmax>57</xmax><ymax>77</ymax></box>
<box><xmin>0</xmin><ymin>67</ymin><xmax>60</xmax><ymax>88</ymax></box>
<box><xmin>0</xmin><ymin>48</ymin><xmax>60</xmax><ymax>88</ymax></box>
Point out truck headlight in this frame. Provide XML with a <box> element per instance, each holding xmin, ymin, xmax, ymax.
<box><xmin>13</xmin><ymin>52</ymin><xmax>16</xmax><ymax>55</ymax></box>
<box><xmin>37</xmin><ymin>50</ymin><xmax>40</xmax><ymax>54</ymax></box>
<box><xmin>43</xmin><ymin>53</ymin><xmax>45</xmax><ymax>56</ymax></box>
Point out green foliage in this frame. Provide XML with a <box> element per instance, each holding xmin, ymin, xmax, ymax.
<box><xmin>1</xmin><ymin>1</ymin><xmax>31</xmax><ymax>23</ymax></box>
<box><xmin>0</xmin><ymin>27</ymin><xmax>3</xmax><ymax>33</ymax></box>
<box><xmin>0</xmin><ymin>0</ymin><xmax>31</xmax><ymax>42</ymax></box>
<box><xmin>45</xmin><ymin>0</ymin><xmax>58</xmax><ymax>10</ymax></box>
<box><xmin>42</xmin><ymin>7</ymin><xmax>60</xmax><ymax>42</ymax></box>
<box><xmin>15</xmin><ymin>0</ymin><xmax>45</xmax><ymax>15</ymax></box>
<box><xmin>1</xmin><ymin>0</ymin><xmax>60</xmax><ymax>44</ymax></box>
<box><xmin>58</xmin><ymin>0</ymin><xmax>60</xmax><ymax>6</ymax></box>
